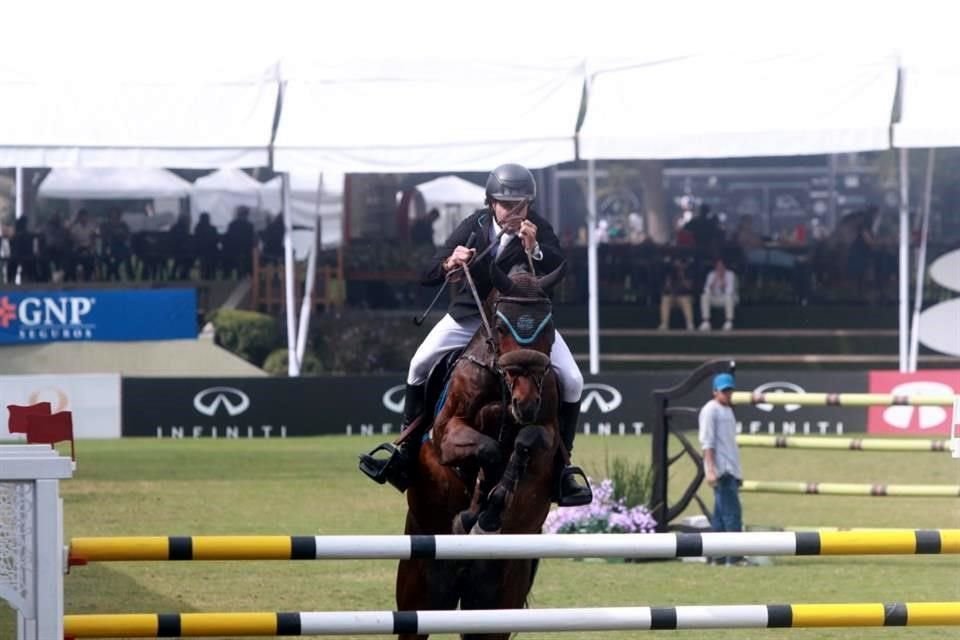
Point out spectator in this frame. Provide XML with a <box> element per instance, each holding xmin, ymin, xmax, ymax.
<box><xmin>67</xmin><ymin>209</ymin><xmax>98</xmax><ymax>281</ymax></box>
<box><xmin>259</xmin><ymin>212</ymin><xmax>285</xmax><ymax>265</ymax></box>
<box><xmin>100</xmin><ymin>209</ymin><xmax>134</xmax><ymax>281</ymax></box>
<box><xmin>168</xmin><ymin>212</ymin><xmax>194</xmax><ymax>280</ymax></box>
<box><xmin>42</xmin><ymin>213</ymin><xmax>70</xmax><ymax>283</ymax></box>
<box><xmin>699</xmin><ymin>258</ymin><xmax>737</xmax><ymax>331</ymax></box>
<box><xmin>7</xmin><ymin>217</ymin><xmax>38</xmax><ymax>283</ymax></box>
<box><xmin>410</xmin><ymin>208</ymin><xmax>439</xmax><ymax>248</ymax></box>
<box><xmin>658</xmin><ymin>257</ymin><xmax>695</xmax><ymax>330</ymax></box>
<box><xmin>698</xmin><ymin>372</ymin><xmax>746</xmax><ymax>566</ymax></box>
<box><xmin>193</xmin><ymin>212</ymin><xmax>220</xmax><ymax>280</ymax></box>
<box><xmin>223</xmin><ymin>206</ymin><xmax>255</xmax><ymax>278</ymax></box>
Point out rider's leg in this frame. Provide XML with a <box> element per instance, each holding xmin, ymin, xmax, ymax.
<box><xmin>359</xmin><ymin>314</ymin><xmax>476</xmax><ymax>490</ymax></box>
<box><xmin>550</xmin><ymin>332</ymin><xmax>593</xmax><ymax>506</ymax></box>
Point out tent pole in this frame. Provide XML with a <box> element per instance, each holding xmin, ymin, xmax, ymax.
<box><xmin>897</xmin><ymin>148</ymin><xmax>910</xmax><ymax>373</ymax></box>
<box><xmin>586</xmin><ymin>158</ymin><xmax>599</xmax><ymax>375</ymax></box>
<box><xmin>908</xmin><ymin>149</ymin><xmax>934</xmax><ymax>372</ymax></box>
<box><xmin>295</xmin><ymin>173</ymin><xmax>322</xmax><ymax>368</ymax></box>
<box><xmin>282</xmin><ymin>173</ymin><xmax>300</xmax><ymax>376</ymax></box>
<box><xmin>14</xmin><ymin>167</ymin><xmax>23</xmax><ymax>220</ymax></box>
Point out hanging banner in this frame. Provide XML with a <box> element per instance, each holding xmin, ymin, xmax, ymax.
<box><xmin>0</xmin><ymin>373</ymin><xmax>121</xmax><ymax>438</ymax></box>
<box><xmin>0</xmin><ymin>288</ymin><xmax>196</xmax><ymax>343</ymax></box>
<box><xmin>868</xmin><ymin>369</ymin><xmax>960</xmax><ymax>436</ymax></box>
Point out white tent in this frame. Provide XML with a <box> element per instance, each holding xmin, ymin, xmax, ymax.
<box><xmin>415</xmin><ymin>175</ymin><xmax>486</xmax><ymax>245</ymax></box>
<box><xmin>580</xmin><ymin>52</ymin><xmax>898</xmax><ymax>160</ymax></box>
<box><xmin>0</xmin><ymin>60</ymin><xmax>278</xmax><ymax>168</ymax></box>
<box><xmin>191</xmin><ymin>168</ymin><xmax>270</xmax><ymax>232</ymax></box>
<box><xmin>263</xmin><ymin>173</ymin><xmax>343</xmax><ymax>250</ymax></box>
<box><xmin>37</xmin><ymin>168</ymin><xmax>192</xmax><ymax>199</ymax></box>
<box><xmin>273</xmin><ymin>58</ymin><xmax>584</xmax><ymax>173</ymax></box>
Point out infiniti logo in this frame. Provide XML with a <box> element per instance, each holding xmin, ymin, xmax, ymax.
<box><xmin>882</xmin><ymin>381</ymin><xmax>953</xmax><ymax>430</ymax></box>
<box><xmin>383</xmin><ymin>385</ymin><xmax>405</xmax><ymax>414</ymax></box>
<box><xmin>193</xmin><ymin>387</ymin><xmax>251</xmax><ymax>417</ymax></box>
<box><xmin>752</xmin><ymin>381</ymin><xmax>805</xmax><ymax>413</ymax></box>
<box><xmin>580</xmin><ymin>383</ymin><xmax>622</xmax><ymax>413</ymax></box>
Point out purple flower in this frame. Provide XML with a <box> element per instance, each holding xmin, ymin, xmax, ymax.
<box><xmin>543</xmin><ymin>476</ymin><xmax>657</xmax><ymax>534</ymax></box>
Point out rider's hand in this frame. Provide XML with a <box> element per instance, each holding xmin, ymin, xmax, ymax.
<box><xmin>443</xmin><ymin>245</ymin><xmax>476</xmax><ymax>273</ymax></box>
<box><xmin>518</xmin><ymin>219</ymin><xmax>538</xmax><ymax>252</ymax></box>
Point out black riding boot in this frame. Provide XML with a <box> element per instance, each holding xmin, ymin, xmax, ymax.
<box><xmin>556</xmin><ymin>400</ymin><xmax>593</xmax><ymax>507</ymax></box>
<box><xmin>358</xmin><ymin>383</ymin><xmax>426</xmax><ymax>492</ymax></box>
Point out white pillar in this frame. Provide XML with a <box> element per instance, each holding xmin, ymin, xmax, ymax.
<box><xmin>282</xmin><ymin>173</ymin><xmax>299</xmax><ymax>376</ymax></box>
<box><xmin>14</xmin><ymin>167</ymin><xmax>23</xmax><ymax>219</ymax></box>
<box><xmin>586</xmin><ymin>158</ymin><xmax>599</xmax><ymax>375</ymax></box>
<box><xmin>908</xmin><ymin>149</ymin><xmax>934</xmax><ymax>372</ymax></box>
<box><xmin>897</xmin><ymin>148</ymin><xmax>910</xmax><ymax>373</ymax></box>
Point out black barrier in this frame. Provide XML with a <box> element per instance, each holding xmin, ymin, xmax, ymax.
<box><xmin>121</xmin><ymin>371</ymin><xmax>870</xmax><ymax>439</ymax></box>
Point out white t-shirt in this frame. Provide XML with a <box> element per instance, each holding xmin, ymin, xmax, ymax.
<box><xmin>703</xmin><ymin>270</ymin><xmax>736</xmax><ymax>297</ymax></box>
<box><xmin>698</xmin><ymin>398</ymin><xmax>741</xmax><ymax>479</ymax></box>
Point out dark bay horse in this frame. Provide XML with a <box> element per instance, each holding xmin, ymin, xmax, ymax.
<box><xmin>396</xmin><ymin>262</ymin><xmax>565</xmax><ymax>640</ymax></box>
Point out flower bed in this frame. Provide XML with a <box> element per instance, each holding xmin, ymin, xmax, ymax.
<box><xmin>543</xmin><ymin>478</ymin><xmax>657</xmax><ymax>534</ymax></box>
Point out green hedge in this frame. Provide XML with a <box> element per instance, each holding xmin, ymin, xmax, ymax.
<box><xmin>209</xmin><ymin>309</ymin><xmax>281</xmax><ymax>366</ymax></box>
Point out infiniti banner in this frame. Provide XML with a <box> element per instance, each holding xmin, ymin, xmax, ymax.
<box><xmin>122</xmin><ymin>371</ymin><xmax>868</xmax><ymax>439</ymax></box>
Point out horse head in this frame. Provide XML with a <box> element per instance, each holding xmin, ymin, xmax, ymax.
<box><xmin>488</xmin><ymin>262</ymin><xmax>564</xmax><ymax>424</ymax></box>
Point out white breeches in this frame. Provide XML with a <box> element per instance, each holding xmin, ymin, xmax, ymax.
<box><xmin>407</xmin><ymin>313</ymin><xmax>584</xmax><ymax>403</ymax></box>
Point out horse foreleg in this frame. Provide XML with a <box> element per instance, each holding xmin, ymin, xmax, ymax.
<box><xmin>438</xmin><ymin>416</ymin><xmax>501</xmax><ymax>469</ymax></box>
<box><xmin>472</xmin><ymin>425</ymin><xmax>548</xmax><ymax>535</ymax></box>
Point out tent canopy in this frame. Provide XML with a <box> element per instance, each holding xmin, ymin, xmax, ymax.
<box><xmin>415</xmin><ymin>175</ymin><xmax>485</xmax><ymax>206</ymax></box>
<box><xmin>892</xmin><ymin>62</ymin><xmax>960</xmax><ymax>149</ymax></box>
<box><xmin>579</xmin><ymin>52</ymin><xmax>900</xmax><ymax>160</ymax></box>
<box><xmin>38</xmin><ymin>168</ymin><xmax>192</xmax><ymax>199</ymax></box>
<box><xmin>191</xmin><ymin>168</ymin><xmax>270</xmax><ymax>231</ymax></box>
<box><xmin>263</xmin><ymin>173</ymin><xmax>344</xmax><ymax>249</ymax></box>
<box><xmin>272</xmin><ymin>58</ymin><xmax>585</xmax><ymax>173</ymax></box>
<box><xmin>0</xmin><ymin>57</ymin><xmax>278</xmax><ymax>168</ymax></box>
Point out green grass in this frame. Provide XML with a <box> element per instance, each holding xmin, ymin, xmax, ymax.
<box><xmin>3</xmin><ymin>436</ymin><xmax>959</xmax><ymax>639</ymax></box>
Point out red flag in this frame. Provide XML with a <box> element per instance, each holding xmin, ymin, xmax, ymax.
<box><xmin>26</xmin><ymin>411</ymin><xmax>75</xmax><ymax>461</ymax></box>
<box><xmin>7</xmin><ymin>402</ymin><xmax>52</xmax><ymax>434</ymax></box>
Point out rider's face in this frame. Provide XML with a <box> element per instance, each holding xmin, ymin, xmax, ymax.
<box><xmin>492</xmin><ymin>199</ymin><xmax>528</xmax><ymax>227</ymax></box>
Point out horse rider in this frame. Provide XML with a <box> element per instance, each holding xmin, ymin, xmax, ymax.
<box><xmin>360</xmin><ymin>163</ymin><xmax>593</xmax><ymax>507</ymax></box>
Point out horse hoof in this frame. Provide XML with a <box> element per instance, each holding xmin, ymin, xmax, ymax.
<box><xmin>470</xmin><ymin>515</ymin><xmax>501</xmax><ymax>535</ymax></box>
<box><xmin>453</xmin><ymin>510</ymin><xmax>478</xmax><ymax>535</ymax></box>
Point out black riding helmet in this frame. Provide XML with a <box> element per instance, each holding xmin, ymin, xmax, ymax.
<box><xmin>485</xmin><ymin>163</ymin><xmax>537</xmax><ymax>204</ymax></box>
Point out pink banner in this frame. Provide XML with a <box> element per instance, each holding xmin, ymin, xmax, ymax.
<box><xmin>867</xmin><ymin>370</ymin><xmax>959</xmax><ymax>436</ymax></box>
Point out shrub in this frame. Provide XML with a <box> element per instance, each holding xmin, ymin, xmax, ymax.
<box><xmin>262</xmin><ymin>348</ymin><xmax>324</xmax><ymax>376</ymax></box>
<box><xmin>210</xmin><ymin>309</ymin><xmax>280</xmax><ymax>365</ymax></box>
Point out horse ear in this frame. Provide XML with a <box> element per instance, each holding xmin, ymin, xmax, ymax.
<box><xmin>537</xmin><ymin>261</ymin><xmax>567</xmax><ymax>292</ymax></box>
<box><xmin>490</xmin><ymin>260</ymin><xmax>514</xmax><ymax>293</ymax></box>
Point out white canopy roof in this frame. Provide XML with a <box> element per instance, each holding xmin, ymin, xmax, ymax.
<box><xmin>38</xmin><ymin>168</ymin><xmax>192</xmax><ymax>199</ymax></box>
<box><xmin>263</xmin><ymin>173</ymin><xmax>344</xmax><ymax>249</ymax></box>
<box><xmin>892</xmin><ymin>63</ymin><xmax>960</xmax><ymax>149</ymax></box>
<box><xmin>579</xmin><ymin>52</ymin><xmax>899</xmax><ymax>160</ymax></box>
<box><xmin>191</xmin><ymin>169</ymin><xmax>271</xmax><ymax>231</ymax></box>
<box><xmin>273</xmin><ymin>58</ymin><xmax>584</xmax><ymax>173</ymax></box>
<box><xmin>415</xmin><ymin>176</ymin><xmax>486</xmax><ymax>206</ymax></box>
<box><xmin>0</xmin><ymin>58</ymin><xmax>278</xmax><ymax>169</ymax></box>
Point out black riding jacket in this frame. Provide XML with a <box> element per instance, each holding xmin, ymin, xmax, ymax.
<box><xmin>421</xmin><ymin>208</ymin><xmax>565</xmax><ymax>321</ymax></box>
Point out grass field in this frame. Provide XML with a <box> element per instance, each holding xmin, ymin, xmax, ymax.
<box><xmin>3</xmin><ymin>435</ymin><xmax>959</xmax><ymax>639</ymax></box>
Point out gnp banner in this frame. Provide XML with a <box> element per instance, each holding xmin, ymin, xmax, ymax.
<box><xmin>868</xmin><ymin>369</ymin><xmax>960</xmax><ymax>436</ymax></box>
<box><xmin>0</xmin><ymin>373</ymin><xmax>121</xmax><ymax>438</ymax></box>
<box><xmin>0</xmin><ymin>288</ymin><xmax>196</xmax><ymax>343</ymax></box>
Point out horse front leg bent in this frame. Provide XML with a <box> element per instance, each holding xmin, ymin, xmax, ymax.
<box><xmin>473</xmin><ymin>424</ymin><xmax>548</xmax><ymax>534</ymax></box>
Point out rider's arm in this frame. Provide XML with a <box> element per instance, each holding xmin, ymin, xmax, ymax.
<box><xmin>531</xmin><ymin>214</ymin><xmax>565</xmax><ymax>274</ymax></box>
<box><xmin>420</xmin><ymin>213</ymin><xmax>479</xmax><ymax>286</ymax></box>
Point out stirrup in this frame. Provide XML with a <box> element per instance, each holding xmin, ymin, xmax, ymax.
<box><xmin>358</xmin><ymin>443</ymin><xmax>412</xmax><ymax>492</ymax></box>
<box><xmin>558</xmin><ymin>465</ymin><xmax>593</xmax><ymax>507</ymax></box>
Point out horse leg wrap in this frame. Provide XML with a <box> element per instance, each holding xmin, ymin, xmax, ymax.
<box><xmin>473</xmin><ymin>485</ymin><xmax>507</xmax><ymax>533</ymax></box>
